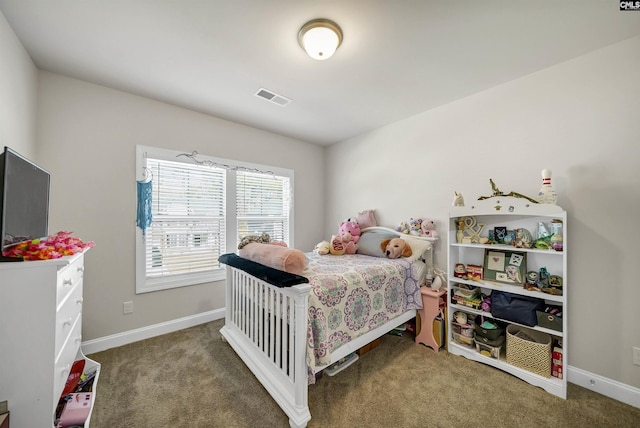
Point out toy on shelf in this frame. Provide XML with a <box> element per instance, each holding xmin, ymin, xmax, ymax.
<box><xmin>513</xmin><ymin>228</ymin><xmax>534</xmax><ymax>248</ymax></box>
<box><xmin>537</xmin><ymin>169</ymin><xmax>558</xmax><ymax>204</ymax></box>
<box><xmin>452</xmin><ymin>191</ymin><xmax>465</xmax><ymax>207</ymax></box>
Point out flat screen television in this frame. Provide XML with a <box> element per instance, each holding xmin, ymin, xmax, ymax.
<box><xmin>0</xmin><ymin>146</ymin><xmax>50</xmax><ymax>260</ymax></box>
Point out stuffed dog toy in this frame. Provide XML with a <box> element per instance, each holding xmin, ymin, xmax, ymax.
<box><xmin>380</xmin><ymin>238</ymin><xmax>413</xmax><ymax>259</ymax></box>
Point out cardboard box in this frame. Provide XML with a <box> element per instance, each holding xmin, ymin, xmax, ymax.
<box><xmin>357</xmin><ymin>338</ymin><xmax>381</xmax><ymax>356</ymax></box>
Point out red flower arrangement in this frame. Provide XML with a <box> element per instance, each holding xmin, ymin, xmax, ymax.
<box><xmin>2</xmin><ymin>231</ymin><xmax>95</xmax><ymax>260</ymax></box>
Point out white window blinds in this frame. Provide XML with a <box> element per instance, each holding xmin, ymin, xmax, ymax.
<box><xmin>236</xmin><ymin>171</ymin><xmax>291</xmax><ymax>244</ymax></box>
<box><xmin>145</xmin><ymin>158</ymin><xmax>226</xmax><ymax>281</ymax></box>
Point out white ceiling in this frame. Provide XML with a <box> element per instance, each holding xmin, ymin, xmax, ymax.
<box><xmin>2</xmin><ymin>1</ymin><xmax>640</xmax><ymax>146</ymax></box>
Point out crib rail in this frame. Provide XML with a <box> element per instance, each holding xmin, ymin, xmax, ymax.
<box><xmin>220</xmin><ymin>265</ymin><xmax>312</xmax><ymax>428</ymax></box>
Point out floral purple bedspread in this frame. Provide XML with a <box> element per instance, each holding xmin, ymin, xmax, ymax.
<box><xmin>303</xmin><ymin>253</ymin><xmax>423</xmax><ymax>381</ymax></box>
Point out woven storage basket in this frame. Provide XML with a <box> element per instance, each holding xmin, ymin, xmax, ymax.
<box><xmin>506</xmin><ymin>324</ymin><xmax>551</xmax><ymax>377</ymax></box>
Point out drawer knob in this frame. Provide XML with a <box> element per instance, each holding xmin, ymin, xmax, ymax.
<box><xmin>76</xmin><ymin>298</ymin><xmax>84</xmax><ymax>306</ymax></box>
<box><xmin>63</xmin><ymin>318</ymin><xmax>73</xmax><ymax>328</ymax></box>
<box><xmin>63</xmin><ymin>278</ymin><xmax>73</xmax><ymax>286</ymax></box>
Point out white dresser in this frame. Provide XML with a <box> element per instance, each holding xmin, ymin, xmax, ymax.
<box><xmin>0</xmin><ymin>251</ymin><xmax>100</xmax><ymax>428</ymax></box>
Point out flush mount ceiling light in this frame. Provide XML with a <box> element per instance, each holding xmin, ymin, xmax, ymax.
<box><xmin>298</xmin><ymin>19</ymin><xmax>343</xmax><ymax>60</ymax></box>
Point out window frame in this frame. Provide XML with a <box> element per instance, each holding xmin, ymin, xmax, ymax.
<box><xmin>135</xmin><ymin>145</ymin><xmax>294</xmax><ymax>294</ymax></box>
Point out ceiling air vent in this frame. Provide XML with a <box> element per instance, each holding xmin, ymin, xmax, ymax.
<box><xmin>255</xmin><ymin>88</ymin><xmax>291</xmax><ymax>107</ymax></box>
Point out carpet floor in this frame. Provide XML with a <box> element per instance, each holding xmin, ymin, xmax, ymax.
<box><xmin>88</xmin><ymin>319</ymin><xmax>640</xmax><ymax>427</ymax></box>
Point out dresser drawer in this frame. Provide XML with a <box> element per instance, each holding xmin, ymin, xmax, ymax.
<box><xmin>54</xmin><ymin>316</ymin><xmax>82</xmax><ymax>400</ymax></box>
<box><xmin>55</xmin><ymin>283</ymin><xmax>83</xmax><ymax>358</ymax></box>
<box><xmin>57</xmin><ymin>255</ymin><xmax>85</xmax><ymax>309</ymax></box>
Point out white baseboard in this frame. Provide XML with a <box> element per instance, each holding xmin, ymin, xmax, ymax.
<box><xmin>81</xmin><ymin>308</ymin><xmax>225</xmax><ymax>355</ymax></box>
<box><xmin>568</xmin><ymin>365</ymin><xmax>640</xmax><ymax>409</ymax></box>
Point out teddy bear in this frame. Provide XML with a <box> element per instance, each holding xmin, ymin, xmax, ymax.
<box><xmin>338</xmin><ymin>220</ymin><xmax>360</xmax><ymax>254</ymax></box>
<box><xmin>339</xmin><ymin>220</ymin><xmax>361</xmax><ymax>244</ymax></box>
<box><xmin>420</xmin><ymin>219</ymin><xmax>439</xmax><ymax>238</ymax></box>
<box><xmin>409</xmin><ymin>218</ymin><xmax>422</xmax><ymax>236</ymax></box>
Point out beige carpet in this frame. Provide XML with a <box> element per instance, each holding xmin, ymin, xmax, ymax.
<box><xmin>88</xmin><ymin>319</ymin><xmax>639</xmax><ymax>427</ymax></box>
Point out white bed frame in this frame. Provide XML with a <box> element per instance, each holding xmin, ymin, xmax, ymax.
<box><xmin>219</xmin><ymin>227</ymin><xmax>436</xmax><ymax>427</ymax></box>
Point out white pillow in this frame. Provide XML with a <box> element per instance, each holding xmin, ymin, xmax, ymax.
<box><xmin>357</xmin><ymin>229</ymin><xmax>397</xmax><ymax>258</ymax></box>
<box><xmin>403</xmin><ymin>236</ymin><xmax>433</xmax><ymax>262</ymax></box>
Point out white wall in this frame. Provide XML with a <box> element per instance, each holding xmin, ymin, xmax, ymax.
<box><xmin>326</xmin><ymin>36</ymin><xmax>640</xmax><ymax>390</ymax></box>
<box><xmin>0</xmin><ymin>11</ymin><xmax>37</xmax><ymax>157</ymax></box>
<box><xmin>35</xmin><ymin>72</ymin><xmax>325</xmax><ymax>340</ymax></box>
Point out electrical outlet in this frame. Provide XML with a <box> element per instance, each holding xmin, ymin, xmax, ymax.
<box><xmin>633</xmin><ymin>347</ymin><xmax>640</xmax><ymax>366</ymax></box>
<box><xmin>123</xmin><ymin>301</ymin><xmax>134</xmax><ymax>315</ymax></box>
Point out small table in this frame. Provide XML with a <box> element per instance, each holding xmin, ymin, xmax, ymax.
<box><xmin>415</xmin><ymin>287</ymin><xmax>447</xmax><ymax>352</ymax></box>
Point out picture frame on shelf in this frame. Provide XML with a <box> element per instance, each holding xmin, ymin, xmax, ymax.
<box><xmin>493</xmin><ymin>226</ymin><xmax>507</xmax><ymax>243</ymax></box>
<box><xmin>483</xmin><ymin>249</ymin><xmax>527</xmax><ymax>285</ymax></box>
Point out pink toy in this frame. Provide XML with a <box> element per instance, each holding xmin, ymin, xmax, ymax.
<box><xmin>339</xmin><ymin>220</ymin><xmax>361</xmax><ymax>244</ymax></box>
<box><xmin>357</xmin><ymin>209</ymin><xmax>377</xmax><ymax>229</ymax></box>
<box><xmin>420</xmin><ymin>220</ymin><xmax>439</xmax><ymax>238</ymax></box>
<box><xmin>338</xmin><ymin>220</ymin><xmax>360</xmax><ymax>254</ymax></box>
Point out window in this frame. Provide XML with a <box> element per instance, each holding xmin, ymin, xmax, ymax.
<box><xmin>135</xmin><ymin>145</ymin><xmax>293</xmax><ymax>293</ymax></box>
<box><xmin>236</xmin><ymin>171</ymin><xmax>290</xmax><ymax>244</ymax></box>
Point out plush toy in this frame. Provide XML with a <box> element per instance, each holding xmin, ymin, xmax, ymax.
<box><xmin>339</xmin><ymin>220</ymin><xmax>361</xmax><ymax>244</ymax></box>
<box><xmin>420</xmin><ymin>219</ymin><xmax>439</xmax><ymax>238</ymax></box>
<box><xmin>336</xmin><ymin>220</ymin><xmax>360</xmax><ymax>254</ymax></box>
<box><xmin>329</xmin><ymin>235</ymin><xmax>346</xmax><ymax>255</ymax></box>
<box><xmin>452</xmin><ymin>191</ymin><xmax>465</xmax><ymax>207</ymax></box>
<box><xmin>239</xmin><ymin>243</ymin><xmax>307</xmax><ymax>275</ymax></box>
<box><xmin>409</xmin><ymin>218</ymin><xmax>422</xmax><ymax>236</ymax></box>
<box><xmin>380</xmin><ymin>238</ymin><xmax>413</xmax><ymax>259</ymax></box>
<box><xmin>357</xmin><ymin>209</ymin><xmax>377</xmax><ymax>229</ymax></box>
<box><xmin>238</xmin><ymin>232</ymin><xmax>273</xmax><ymax>249</ymax></box>
<box><xmin>395</xmin><ymin>221</ymin><xmax>409</xmax><ymax>234</ymax></box>
<box><xmin>314</xmin><ymin>241</ymin><xmax>330</xmax><ymax>255</ymax></box>
<box><xmin>238</xmin><ymin>232</ymin><xmax>289</xmax><ymax>250</ymax></box>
